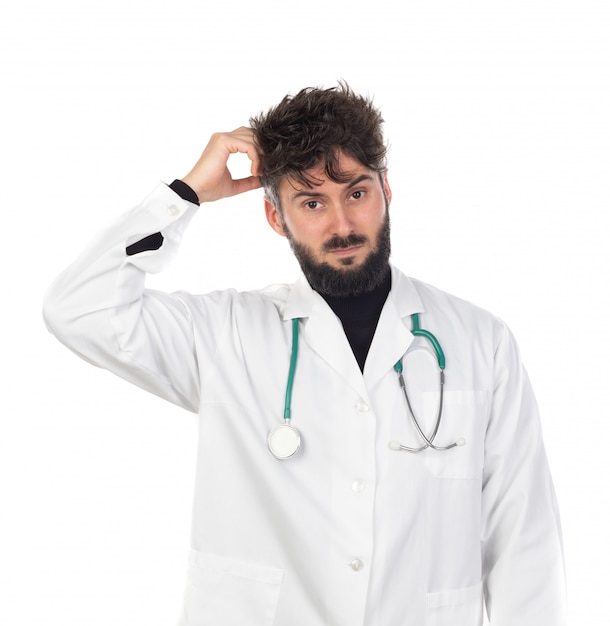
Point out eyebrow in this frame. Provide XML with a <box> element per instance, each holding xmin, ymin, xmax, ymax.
<box><xmin>290</xmin><ymin>174</ymin><xmax>375</xmax><ymax>200</ymax></box>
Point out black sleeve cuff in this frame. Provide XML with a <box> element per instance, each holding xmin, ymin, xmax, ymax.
<box><xmin>169</xmin><ymin>179</ymin><xmax>200</xmax><ymax>205</ymax></box>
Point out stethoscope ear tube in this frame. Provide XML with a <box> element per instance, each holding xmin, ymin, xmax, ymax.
<box><xmin>391</xmin><ymin>315</ymin><xmax>464</xmax><ymax>452</ymax></box>
<box><xmin>391</xmin><ymin>365</ymin><xmax>463</xmax><ymax>451</ymax></box>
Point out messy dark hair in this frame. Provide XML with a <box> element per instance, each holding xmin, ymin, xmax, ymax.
<box><xmin>249</xmin><ymin>82</ymin><xmax>388</xmax><ymax>208</ymax></box>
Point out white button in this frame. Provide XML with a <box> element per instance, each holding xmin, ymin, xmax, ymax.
<box><xmin>348</xmin><ymin>559</ymin><xmax>364</xmax><ymax>572</ymax></box>
<box><xmin>355</xmin><ymin>399</ymin><xmax>370</xmax><ymax>412</ymax></box>
<box><xmin>167</xmin><ymin>204</ymin><xmax>180</xmax><ymax>216</ymax></box>
<box><xmin>351</xmin><ymin>480</ymin><xmax>365</xmax><ymax>494</ymax></box>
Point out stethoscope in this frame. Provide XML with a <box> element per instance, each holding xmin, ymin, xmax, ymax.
<box><xmin>267</xmin><ymin>314</ymin><xmax>465</xmax><ymax>460</ymax></box>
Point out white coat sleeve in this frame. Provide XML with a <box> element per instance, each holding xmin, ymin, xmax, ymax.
<box><xmin>43</xmin><ymin>184</ymin><xmax>202</xmax><ymax>413</ymax></box>
<box><xmin>481</xmin><ymin>322</ymin><xmax>567</xmax><ymax>624</ymax></box>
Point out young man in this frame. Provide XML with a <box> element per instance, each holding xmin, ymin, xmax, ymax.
<box><xmin>44</xmin><ymin>84</ymin><xmax>566</xmax><ymax>625</ymax></box>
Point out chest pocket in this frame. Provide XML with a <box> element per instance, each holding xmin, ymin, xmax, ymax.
<box><xmin>422</xmin><ymin>390</ymin><xmax>488</xmax><ymax>479</ymax></box>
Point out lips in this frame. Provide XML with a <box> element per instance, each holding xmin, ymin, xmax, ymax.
<box><xmin>329</xmin><ymin>245</ymin><xmax>363</xmax><ymax>256</ymax></box>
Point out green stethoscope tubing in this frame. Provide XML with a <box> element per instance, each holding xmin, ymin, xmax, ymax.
<box><xmin>267</xmin><ymin>317</ymin><xmax>302</xmax><ymax>459</ymax></box>
<box><xmin>283</xmin><ymin>317</ymin><xmax>300</xmax><ymax>422</ymax></box>
<box><xmin>399</xmin><ymin>312</ymin><xmax>445</xmax><ymax>370</ymax></box>
<box><xmin>277</xmin><ymin>313</ymin><xmax>461</xmax><ymax>457</ymax></box>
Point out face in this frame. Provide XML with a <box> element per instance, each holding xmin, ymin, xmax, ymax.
<box><xmin>264</xmin><ymin>151</ymin><xmax>392</xmax><ymax>296</ymax></box>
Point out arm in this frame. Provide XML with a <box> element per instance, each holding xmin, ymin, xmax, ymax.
<box><xmin>481</xmin><ymin>323</ymin><xmax>567</xmax><ymax>624</ymax></box>
<box><xmin>43</xmin><ymin>128</ymin><xmax>263</xmax><ymax>412</ymax></box>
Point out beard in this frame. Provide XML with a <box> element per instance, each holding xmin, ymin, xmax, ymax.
<box><xmin>284</xmin><ymin>210</ymin><xmax>391</xmax><ymax>297</ymax></box>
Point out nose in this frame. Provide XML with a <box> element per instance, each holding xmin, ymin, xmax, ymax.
<box><xmin>328</xmin><ymin>203</ymin><xmax>354</xmax><ymax>236</ymax></box>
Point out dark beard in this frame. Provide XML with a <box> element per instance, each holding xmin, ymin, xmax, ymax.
<box><xmin>285</xmin><ymin>211</ymin><xmax>391</xmax><ymax>297</ymax></box>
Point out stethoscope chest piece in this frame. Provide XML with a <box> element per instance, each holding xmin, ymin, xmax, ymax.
<box><xmin>268</xmin><ymin>422</ymin><xmax>301</xmax><ymax>459</ymax></box>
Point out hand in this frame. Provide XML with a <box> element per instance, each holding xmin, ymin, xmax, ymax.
<box><xmin>181</xmin><ymin>127</ymin><xmax>263</xmax><ymax>204</ymax></box>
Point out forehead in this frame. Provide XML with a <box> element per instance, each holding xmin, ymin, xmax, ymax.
<box><xmin>278</xmin><ymin>152</ymin><xmax>374</xmax><ymax>197</ymax></box>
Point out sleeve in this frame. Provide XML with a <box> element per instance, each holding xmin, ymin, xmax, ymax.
<box><xmin>43</xmin><ymin>183</ymin><xmax>203</xmax><ymax>413</ymax></box>
<box><xmin>481</xmin><ymin>322</ymin><xmax>567</xmax><ymax>624</ymax></box>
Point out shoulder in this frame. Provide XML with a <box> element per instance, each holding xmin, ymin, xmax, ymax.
<box><xmin>171</xmin><ymin>281</ymin><xmax>293</xmax><ymax>321</ymax></box>
<box><xmin>393</xmin><ymin>269</ymin><xmax>506</xmax><ymax>341</ymax></box>
<box><xmin>414</xmin><ymin>277</ymin><xmax>496</xmax><ymax>317</ymax></box>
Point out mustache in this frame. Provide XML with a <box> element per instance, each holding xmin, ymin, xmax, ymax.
<box><xmin>322</xmin><ymin>234</ymin><xmax>368</xmax><ymax>252</ymax></box>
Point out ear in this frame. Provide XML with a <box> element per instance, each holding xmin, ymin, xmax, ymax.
<box><xmin>382</xmin><ymin>171</ymin><xmax>392</xmax><ymax>206</ymax></box>
<box><xmin>264</xmin><ymin>196</ymin><xmax>287</xmax><ymax>237</ymax></box>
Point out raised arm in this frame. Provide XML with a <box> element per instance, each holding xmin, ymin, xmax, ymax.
<box><xmin>43</xmin><ymin>128</ymin><xmax>263</xmax><ymax>412</ymax></box>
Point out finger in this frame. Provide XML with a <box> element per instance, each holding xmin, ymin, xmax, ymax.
<box><xmin>231</xmin><ymin>175</ymin><xmax>263</xmax><ymax>197</ymax></box>
<box><xmin>249</xmin><ymin>152</ymin><xmax>263</xmax><ymax>178</ymax></box>
<box><xmin>229</xmin><ymin>127</ymin><xmax>263</xmax><ymax>176</ymax></box>
<box><xmin>221</xmin><ymin>140</ymin><xmax>262</xmax><ymax>179</ymax></box>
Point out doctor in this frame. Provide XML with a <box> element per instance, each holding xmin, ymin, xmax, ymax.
<box><xmin>43</xmin><ymin>84</ymin><xmax>566</xmax><ymax>625</ymax></box>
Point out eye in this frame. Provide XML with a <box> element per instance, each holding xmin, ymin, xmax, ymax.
<box><xmin>351</xmin><ymin>190</ymin><xmax>364</xmax><ymax>200</ymax></box>
<box><xmin>304</xmin><ymin>200</ymin><xmax>322</xmax><ymax>210</ymax></box>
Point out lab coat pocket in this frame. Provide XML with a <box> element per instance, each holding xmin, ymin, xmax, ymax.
<box><xmin>426</xmin><ymin>581</ymin><xmax>484</xmax><ymax>626</ymax></box>
<box><xmin>424</xmin><ymin>390</ymin><xmax>488</xmax><ymax>479</ymax></box>
<box><xmin>179</xmin><ymin>551</ymin><xmax>283</xmax><ymax>626</ymax></box>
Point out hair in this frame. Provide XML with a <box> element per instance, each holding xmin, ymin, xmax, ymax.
<box><xmin>249</xmin><ymin>82</ymin><xmax>388</xmax><ymax>209</ymax></box>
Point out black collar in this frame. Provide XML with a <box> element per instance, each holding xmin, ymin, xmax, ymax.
<box><xmin>319</xmin><ymin>267</ymin><xmax>391</xmax><ymax>372</ymax></box>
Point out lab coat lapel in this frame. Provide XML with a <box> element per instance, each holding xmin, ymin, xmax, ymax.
<box><xmin>283</xmin><ymin>275</ymin><xmax>368</xmax><ymax>399</ymax></box>
<box><xmin>363</xmin><ymin>268</ymin><xmax>424</xmax><ymax>390</ymax></box>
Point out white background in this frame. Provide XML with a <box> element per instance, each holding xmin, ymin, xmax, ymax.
<box><xmin>1</xmin><ymin>1</ymin><xmax>608</xmax><ymax>624</ymax></box>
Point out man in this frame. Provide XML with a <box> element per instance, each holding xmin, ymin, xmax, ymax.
<box><xmin>44</xmin><ymin>84</ymin><xmax>566</xmax><ymax>625</ymax></box>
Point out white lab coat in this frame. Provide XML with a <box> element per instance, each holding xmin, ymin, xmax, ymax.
<box><xmin>43</xmin><ymin>184</ymin><xmax>566</xmax><ymax>625</ymax></box>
